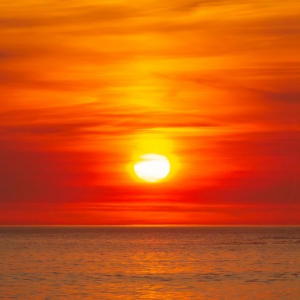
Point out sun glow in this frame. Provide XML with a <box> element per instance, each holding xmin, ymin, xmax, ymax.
<box><xmin>133</xmin><ymin>154</ymin><xmax>171</xmax><ymax>183</ymax></box>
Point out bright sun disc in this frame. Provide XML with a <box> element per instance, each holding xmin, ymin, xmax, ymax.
<box><xmin>134</xmin><ymin>154</ymin><xmax>171</xmax><ymax>182</ymax></box>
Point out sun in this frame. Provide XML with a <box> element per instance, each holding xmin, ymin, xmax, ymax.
<box><xmin>133</xmin><ymin>154</ymin><xmax>171</xmax><ymax>183</ymax></box>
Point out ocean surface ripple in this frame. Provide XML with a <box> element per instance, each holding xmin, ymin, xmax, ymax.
<box><xmin>0</xmin><ymin>226</ymin><xmax>299</xmax><ymax>299</ymax></box>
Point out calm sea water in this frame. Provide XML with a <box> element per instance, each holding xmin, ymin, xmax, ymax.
<box><xmin>0</xmin><ymin>226</ymin><xmax>299</xmax><ymax>299</ymax></box>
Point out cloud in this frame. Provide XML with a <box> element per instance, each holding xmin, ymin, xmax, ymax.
<box><xmin>0</xmin><ymin>0</ymin><xmax>299</xmax><ymax>224</ymax></box>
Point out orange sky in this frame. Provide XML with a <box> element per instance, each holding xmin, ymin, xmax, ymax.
<box><xmin>0</xmin><ymin>0</ymin><xmax>299</xmax><ymax>225</ymax></box>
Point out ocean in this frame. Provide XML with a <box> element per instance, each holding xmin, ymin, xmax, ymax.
<box><xmin>0</xmin><ymin>226</ymin><xmax>299</xmax><ymax>299</ymax></box>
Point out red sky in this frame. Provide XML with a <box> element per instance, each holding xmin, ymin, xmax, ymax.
<box><xmin>0</xmin><ymin>0</ymin><xmax>299</xmax><ymax>225</ymax></box>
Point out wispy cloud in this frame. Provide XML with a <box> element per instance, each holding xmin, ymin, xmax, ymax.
<box><xmin>0</xmin><ymin>0</ymin><xmax>299</xmax><ymax>224</ymax></box>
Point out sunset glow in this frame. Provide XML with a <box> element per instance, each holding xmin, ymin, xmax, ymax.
<box><xmin>0</xmin><ymin>0</ymin><xmax>299</xmax><ymax>225</ymax></box>
<box><xmin>133</xmin><ymin>154</ymin><xmax>171</xmax><ymax>183</ymax></box>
